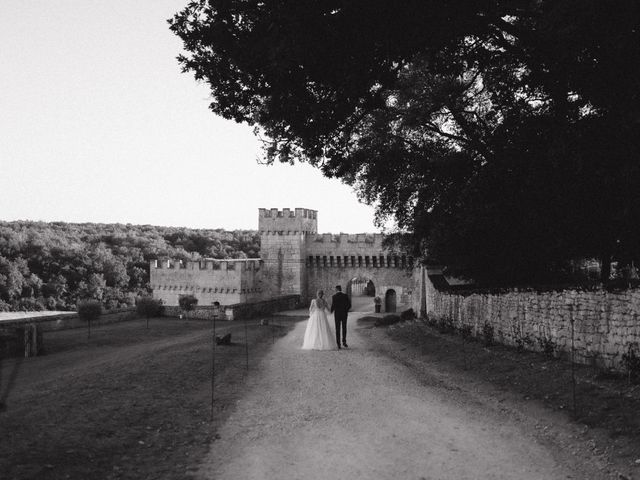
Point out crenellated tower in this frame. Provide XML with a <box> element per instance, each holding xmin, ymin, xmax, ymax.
<box><xmin>258</xmin><ymin>208</ymin><xmax>317</xmax><ymax>299</ymax></box>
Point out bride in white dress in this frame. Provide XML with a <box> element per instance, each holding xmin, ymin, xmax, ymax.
<box><xmin>302</xmin><ymin>290</ymin><xmax>338</xmax><ymax>350</ymax></box>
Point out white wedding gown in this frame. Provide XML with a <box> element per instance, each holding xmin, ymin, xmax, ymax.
<box><xmin>302</xmin><ymin>299</ymin><xmax>338</xmax><ymax>350</ymax></box>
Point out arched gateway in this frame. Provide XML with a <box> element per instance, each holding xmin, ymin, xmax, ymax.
<box><xmin>151</xmin><ymin>208</ymin><xmax>415</xmax><ymax>313</ymax></box>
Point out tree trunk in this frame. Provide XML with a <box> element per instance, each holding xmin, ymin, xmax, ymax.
<box><xmin>600</xmin><ymin>253</ymin><xmax>612</xmax><ymax>284</ymax></box>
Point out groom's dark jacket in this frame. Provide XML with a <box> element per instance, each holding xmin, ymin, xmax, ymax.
<box><xmin>330</xmin><ymin>292</ymin><xmax>351</xmax><ymax>321</ymax></box>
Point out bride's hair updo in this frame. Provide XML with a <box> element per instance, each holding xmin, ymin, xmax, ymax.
<box><xmin>316</xmin><ymin>289</ymin><xmax>324</xmax><ymax>298</ymax></box>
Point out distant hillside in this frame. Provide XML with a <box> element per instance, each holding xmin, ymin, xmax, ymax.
<box><xmin>0</xmin><ymin>220</ymin><xmax>260</xmax><ymax>312</ymax></box>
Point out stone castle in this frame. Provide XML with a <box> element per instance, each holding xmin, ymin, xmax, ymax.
<box><xmin>150</xmin><ymin>208</ymin><xmax>415</xmax><ymax>311</ymax></box>
<box><xmin>149</xmin><ymin>207</ymin><xmax>640</xmax><ymax>371</ymax></box>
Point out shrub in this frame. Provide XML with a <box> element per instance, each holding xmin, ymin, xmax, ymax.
<box><xmin>77</xmin><ymin>299</ymin><xmax>102</xmax><ymax>321</ymax></box>
<box><xmin>400</xmin><ymin>308</ymin><xmax>415</xmax><ymax>320</ymax></box>
<box><xmin>136</xmin><ymin>296</ymin><xmax>164</xmax><ymax>318</ymax></box>
<box><xmin>460</xmin><ymin>324</ymin><xmax>473</xmax><ymax>341</ymax></box>
<box><xmin>374</xmin><ymin>314</ymin><xmax>401</xmax><ymax>327</ymax></box>
<box><xmin>482</xmin><ymin>322</ymin><xmax>494</xmax><ymax>346</ymax></box>
<box><xmin>77</xmin><ymin>299</ymin><xmax>102</xmax><ymax>339</ymax></box>
<box><xmin>622</xmin><ymin>343</ymin><xmax>640</xmax><ymax>383</ymax></box>
<box><xmin>538</xmin><ymin>335</ymin><xmax>556</xmax><ymax>358</ymax></box>
<box><xmin>515</xmin><ymin>334</ymin><xmax>534</xmax><ymax>352</ymax></box>
<box><xmin>437</xmin><ymin>316</ymin><xmax>455</xmax><ymax>334</ymax></box>
<box><xmin>178</xmin><ymin>294</ymin><xmax>198</xmax><ymax>312</ymax></box>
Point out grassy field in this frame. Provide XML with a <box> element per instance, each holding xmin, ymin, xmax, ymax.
<box><xmin>0</xmin><ymin>316</ymin><xmax>302</xmax><ymax>480</ymax></box>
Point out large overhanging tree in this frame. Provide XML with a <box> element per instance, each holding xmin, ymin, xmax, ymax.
<box><xmin>170</xmin><ymin>0</ymin><xmax>640</xmax><ymax>285</ymax></box>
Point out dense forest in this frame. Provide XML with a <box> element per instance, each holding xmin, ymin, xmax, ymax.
<box><xmin>0</xmin><ymin>221</ymin><xmax>260</xmax><ymax>312</ymax></box>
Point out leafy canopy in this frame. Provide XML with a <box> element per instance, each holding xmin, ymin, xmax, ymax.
<box><xmin>170</xmin><ymin>1</ymin><xmax>640</xmax><ymax>285</ymax></box>
<box><xmin>0</xmin><ymin>220</ymin><xmax>260</xmax><ymax>312</ymax></box>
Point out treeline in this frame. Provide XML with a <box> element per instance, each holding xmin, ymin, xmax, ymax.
<box><xmin>0</xmin><ymin>221</ymin><xmax>260</xmax><ymax>312</ymax></box>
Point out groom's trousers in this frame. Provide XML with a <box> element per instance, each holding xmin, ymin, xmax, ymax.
<box><xmin>335</xmin><ymin>316</ymin><xmax>347</xmax><ymax>346</ymax></box>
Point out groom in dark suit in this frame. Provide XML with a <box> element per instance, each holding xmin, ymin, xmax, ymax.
<box><xmin>330</xmin><ymin>285</ymin><xmax>351</xmax><ymax>349</ymax></box>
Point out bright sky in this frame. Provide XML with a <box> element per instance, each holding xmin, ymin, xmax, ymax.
<box><xmin>0</xmin><ymin>1</ymin><xmax>380</xmax><ymax>234</ymax></box>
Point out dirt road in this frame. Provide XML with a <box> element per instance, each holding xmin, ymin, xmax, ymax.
<box><xmin>2</xmin><ymin>307</ymin><xmax>632</xmax><ymax>479</ymax></box>
<box><xmin>196</xmin><ymin>308</ymin><xmax>608</xmax><ymax>480</ymax></box>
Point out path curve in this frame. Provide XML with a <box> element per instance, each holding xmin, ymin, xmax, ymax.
<box><xmin>196</xmin><ymin>309</ymin><xmax>596</xmax><ymax>480</ymax></box>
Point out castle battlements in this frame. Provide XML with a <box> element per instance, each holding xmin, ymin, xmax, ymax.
<box><xmin>151</xmin><ymin>258</ymin><xmax>261</xmax><ymax>272</ymax></box>
<box><xmin>258</xmin><ymin>208</ymin><xmax>317</xmax><ymax>219</ymax></box>
<box><xmin>309</xmin><ymin>233</ymin><xmax>383</xmax><ymax>245</ymax></box>
<box><xmin>258</xmin><ymin>207</ymin><xmax>318</xmax><ymax>234</ymax></box>
<box><xmin>261</xmin><ymin>231</ymin><xmax>309</xmax><ymax>236</ymax></box>
<box><xmin>306</xmin><ymin>253</ymin><xmax>413</xmax><ymax>269</ymax></box>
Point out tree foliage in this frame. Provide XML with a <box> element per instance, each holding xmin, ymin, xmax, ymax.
<box><xmin>0</xmin><ymin>221</ymin><xmax>260</xmax><ymax>311</ymax></box>
<box><xmin>178</xmin><ymin>294</ymin><xmax>198</xmax><ymax>312</ymax></box>
<box><xmin>170</xmin><ymin>0</ymin><xmax>640</xmax><ymax>285</ymax></box>
<box><xmin>77</xmin><ymin>299</ymin><xmax>102</xmax><ymax>322</ymax></box>
<box><xmin>136</xmin><ymin>296</ymin><xmax>164</xmax><ymax>319</ymax></box>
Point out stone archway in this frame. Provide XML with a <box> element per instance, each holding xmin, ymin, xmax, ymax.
<box><xmin>347</xmin><ymin>276</ymin><xmax>376</xmax><ymax>312</ymax></box>
<box><xmin>385</xmin><ymin>289</ymin><xmax>397</xmax><ymax>313</ymax></box>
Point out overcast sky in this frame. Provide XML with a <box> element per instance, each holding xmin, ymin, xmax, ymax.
<box><xmin>0</xmin><ymin>1</ymin><xmax>380</xmax><ymax>234</ymax></box>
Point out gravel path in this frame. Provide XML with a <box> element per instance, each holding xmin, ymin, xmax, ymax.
<box><xmin>194</xmin><ymin>306</ymin><xmax>608</xmax><ymax>480</ymax></box>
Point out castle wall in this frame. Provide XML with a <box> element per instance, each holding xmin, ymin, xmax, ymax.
<box><xmin>151</xmin><ymin>208</ymin><xmax>415</xmax><ymax>314</ymax></box>
<box><xmin>150</xmin><ymin>259</ymin><xmax>262</xmax><ymax>306</ymax></box>
<box><xmin>305</xmin><ymin>233</ymin><xmax>384</xmax><ymax>256</ymax></box>
<box><xmin>302</xmin><ymin>232</ymin><xmax>414</xmax><ymax>307</ymax></box>
<box><xmin>306</xmin><ymin>264</ymin><xmax>415</xmax><ymax>310</ymax></box>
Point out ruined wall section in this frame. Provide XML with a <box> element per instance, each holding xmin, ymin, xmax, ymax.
<box><xmin>150</xmin><ymin>258</ymin><xmax>263</xmax><ymax>306</ymax></box>
<box><xmin>258</xmin><ymin>208</ymin><xmax>317</xmax><ymax>300</ymax></box>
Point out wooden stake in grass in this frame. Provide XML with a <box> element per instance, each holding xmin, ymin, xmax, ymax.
<box><xmin>570</xmin><ymin>303</ymin><xmax>577</xmax><ymax>417</ymax></box>
<box><xmin>211</xmin><ymin>302</ymin><xmax>221</xmax><ymax>421</ymax></box>
<box><xmin>244</xmin><ymin>316</ymin><xmax>249</xmax><ymax>371</ymax></box>
<box><xmin>461</xmin><ymin>324</ymin><xmax>472</xmax><ymax>370</ymax></box>
<box><xmin>77</xmin><ymin>300</ymin><xmax>102</xmax><ymax>340</ymax></box>
<box><xmin>211</xmin><ymin>312</ymin><xmax>217</xmax><ymax>421</ymax></box>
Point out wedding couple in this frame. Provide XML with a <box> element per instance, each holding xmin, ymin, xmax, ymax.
<box><xmin>302</xmin><ymin>285</ymin><xmax>351</xmax><ymax>351</ymax></box>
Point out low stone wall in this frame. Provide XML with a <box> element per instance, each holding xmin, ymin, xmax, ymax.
<box><xmin>225</xmin><ymin>295</ymin><xmax>302</xmax><ymax>320</ymax></box>
<box><xmin>0</xmin><ymin>308</ymin><xmax>137</xmax><ymax>332</ymax></box>
<box><xmin>427</xmin><ymin>286</ymin><xmax>640</xmax><ymax>370</ymax></box>
<box><xmin>0</xmin><ymin>324</ymin><xmax>43</xmax><ymax>358</ymax></box>
<box><xmin>0</xmin><ymin>308</ymin><xmax>138</xmax><ymax>357</ymax></box>
<box><xmin>163</xmin><ymin>295</ymin><xmax>302</xmax><ymax>321</ymax></box>
<box><xmin>163</xmin><ymin>304</ymin><xmax>226</xmax><ymax>320</ymax></box>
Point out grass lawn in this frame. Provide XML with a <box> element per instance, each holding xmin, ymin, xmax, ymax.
<box><xmin>0</xmin><ymin>316</ymin><xmax>302</xmax><ymax>480</ymax></box>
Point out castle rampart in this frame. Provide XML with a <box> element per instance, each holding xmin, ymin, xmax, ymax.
<box><xmin>151</xmin><ymin>208</ymin><xmax>415</xmax><ymax>309</ymax></box>
<box><xmin>150</xmin><ymin>258</ymin><xmax>263</xmax><ymax>306</ymax></box>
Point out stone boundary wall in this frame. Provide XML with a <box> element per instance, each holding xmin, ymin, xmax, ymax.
<box><xmin>163</xmin><ymin>304</ymin><xmax>226</xmax><ymax>320</ymax></box>
<box><xmin>0</xmin><ymin>307</ymin><xmax>138</xmax><ymax>332</ymax></box>
<box><xmin>163</xmin><ymin>295</ymin><xmax>302</xmax><ymax>321</ymax></box>
<box><xmin>427</xmin><ymin>286</ymin><xmax>640</xmax><ymax>370</ymax></box>
<box><xmin>226</xmin><ymin>295</ymin><xmax>302</xmax><ymax>320</ymax></box>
